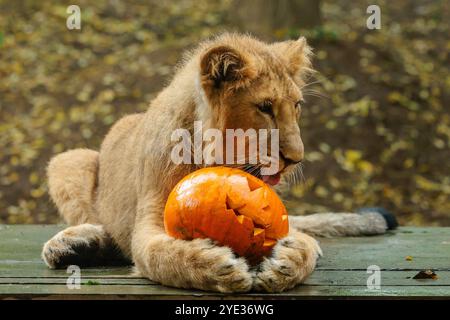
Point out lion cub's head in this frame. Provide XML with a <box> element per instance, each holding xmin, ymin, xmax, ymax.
<box><xmin>196</xmin><ymin>33</ymin><xmax>313</xmax><ymax>185</ymax></box>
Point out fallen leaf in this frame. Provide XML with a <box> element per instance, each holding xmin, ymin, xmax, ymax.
<box><xmin>412</xmin><ymin>270</ymin><xmax>438</xmax><ymax>280</ymax></box>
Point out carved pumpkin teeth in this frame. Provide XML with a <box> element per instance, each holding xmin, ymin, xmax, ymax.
<box><xmin>236</xmin><ymin>214</ymin><xmax>254</xmax><ymax>229</ymax></box>
<box><xmin>236</xmin><ymin>215</ymin><xmax>245</xmax><ymax>224</ymax></box>
<box><xmin>253</xmin><ymin>228</ymin><xmax>264</xmax><ymax>236</ymax></box>
<box><xmin>263</xmin><ymin>239</ymin><xmax>277</xmax><ymax>247</ymax></box>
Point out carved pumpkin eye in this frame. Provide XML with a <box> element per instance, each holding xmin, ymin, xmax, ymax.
<box><xmin>257</xmin><ymin>100</ymin><xmax>273</xmax><ymax>116</ymax></box>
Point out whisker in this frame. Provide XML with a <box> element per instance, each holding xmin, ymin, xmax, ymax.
<box><xmin>303</xmin><ymin>92</ymin><xmax>329</xmax><ymax>100</ymax></box>
<box><xmin>302</xmin><ymin>88</ymin><xmax>328</xmax><ymax>96</ymax></box>
<box><xmin>298</xmin><ymin>162</ymin><xmax>306</xmax><ymax>183</ymax></box>
<box><xmin>300</xmin><ymin>79</ymin><xmax>323</xmax><ymax>89</ymax></box>
<box><xmin>285</xmin><ymin>162</ymin><xmax>306</xmax><ymax>187</ymax></box>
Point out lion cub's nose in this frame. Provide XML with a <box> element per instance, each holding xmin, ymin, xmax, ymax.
<box><xmin>280</xmin><ymin>139</ymin><xmax>304</xmax><ymax>165</ymax></box>
<box><xmin>281</xmin><ymin>152</ymin><xmax>303</xmax><ymax>166</ymax></box>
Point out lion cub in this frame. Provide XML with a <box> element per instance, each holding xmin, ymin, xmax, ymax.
<box><xmin>42</xmin><ymin>33</ymin><xmax>392</xmax><ymax>293</ymax></box>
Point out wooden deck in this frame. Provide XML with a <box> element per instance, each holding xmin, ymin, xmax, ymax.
<box><xmin>0</xmin><ymin>225</ymin><xmax>449</xmax><ymax>299</ymax></box>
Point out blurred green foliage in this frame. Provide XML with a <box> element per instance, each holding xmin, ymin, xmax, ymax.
<box><xmin>0</xmin><ymin>0</ymin><xmax>448</xmax><ymax>225</ymax></box>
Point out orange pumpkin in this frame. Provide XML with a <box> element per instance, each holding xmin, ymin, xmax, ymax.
<box><xmin>164</xmin><ymin>167</ymin><xmax>289</xmax><ymax>263</ymax></box>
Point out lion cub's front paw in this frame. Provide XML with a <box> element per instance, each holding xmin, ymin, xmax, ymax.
<box><xmin>252</xmin><ymin>232</ymin><xmax>322</xmax><ymax>293</ymax></box>
<box><xmin>196</xmin><ymin>242</ymin><xmax>253</xmax><ymax>293</ymax></box>
<box><xmin>211</xmin><ymin>256</ymin><xmax>253</xmax><ymax>293</ymax></box>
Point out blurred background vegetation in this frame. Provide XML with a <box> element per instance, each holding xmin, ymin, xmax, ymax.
<box><xmin>0</xmin><ymin>0</ymin><xmax>449</xmax><ymax>225</ymax></box>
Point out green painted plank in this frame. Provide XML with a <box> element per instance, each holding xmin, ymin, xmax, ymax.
<box><xmin>1</xmin><ymin>225</ymin><xmax>449</xmax><ymax>274</ymax></box>
<box><xmin>0</xmin><ymin>225</ymin><xmax>66</xmax><ymax>261</ymax></box>
<box><xmin>0</xmin><ymin>265</ymin><xmax>133</xmax><ymax>278</ymax></box>
<box><xmin>317</xmin><ymin>228</ymin><xmax>450</xmax><ymax>270</ymax></box>
<box><xmin>282</xmin><ymin>285</ymin><xmax>450</xmax><ymax>298</ymax></box>
<box><xmin>0</xmin><ymin>278</ymin><xmax>154</xmax><ymax>285</ymax></box>
<box><xmin>306</xmin><ymin>270</ymin><xmax>450</xmax><ymax>286</ymax></box>
<box><xmin>1</xmin><ymin>225</ymin><xmax>450</xmax><ymax>298</ymax></box>
<box><xmin>0</xmin><ymin>284</ymin><xmax>449</xmax><ymax>299</ymax></box>
<box><xmin>0</xmin><ymin>271</ymin><xmax>449</xmax><ymax>286</ymax></box>
<box><xmin>0</xmin><ymin>225</ymin><xmax>132</xmax><ymax>277</ymax></box>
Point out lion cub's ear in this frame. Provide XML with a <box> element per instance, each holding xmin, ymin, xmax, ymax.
<box><xmin>200</xmin><ymin>46</ymin><xmax>257</xmax><ymax>92</ymax></box>
<box><xmin>271</xmin><ymin>37</ymin><xmax>313</xmax><ymax>80</ymax></box>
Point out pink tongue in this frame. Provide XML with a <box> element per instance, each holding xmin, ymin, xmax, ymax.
<box><xmin>262</xmin><ymin>173</ymin><xmax>281</xmax><ymax>186</ymax></box>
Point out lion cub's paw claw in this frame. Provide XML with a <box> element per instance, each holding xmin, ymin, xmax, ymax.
<box><xmin>214</xmin><ymin>257</ymin><xmax>253</xmax><ymax>293</ymax></box>
<box><xmin>194</xmin><ymin>242</ymin><xmax>252</xmax><ymax>293</ymax></box>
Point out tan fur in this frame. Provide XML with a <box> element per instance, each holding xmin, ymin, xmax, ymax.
<box><xmin>42</xmin><ymin>33</ymin><xmax>387</xmax><ymax>293</ymax></box>
<box><xmin>47</xmin><ymin>149</ymin><xmax>100</xmax><ymax>225</ymax></box>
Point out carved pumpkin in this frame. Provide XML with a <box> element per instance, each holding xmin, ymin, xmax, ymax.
<box><xmin>164</xmin><ymin>167</ymin><xmax>289</xmax><ymax>263</ymax></box>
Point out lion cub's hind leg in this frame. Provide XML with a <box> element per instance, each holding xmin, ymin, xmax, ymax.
<box><xmin>45</xmin><ymin>149</ymin><xmax>129</xmax><ymax>268</ymax></box>
<box><xmin>47</xmin><ymin>148</ymin><xmax>99</xmax><ymax>225</ymax></box>
<box><xmin>42</xmin><ymin>224</ymin><xmax>128</xmax><ymax>269</ymax></box>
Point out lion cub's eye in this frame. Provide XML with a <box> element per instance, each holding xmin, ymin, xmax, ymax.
<box><xmin>257</xmin><ymin>100</ymin><xmax>273</xmax><ymax>116</ymax></box>
<box><xmin>295</xmin><ymin>100</ymin><xmax>303</xmax><ymax>110</ymax></box>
